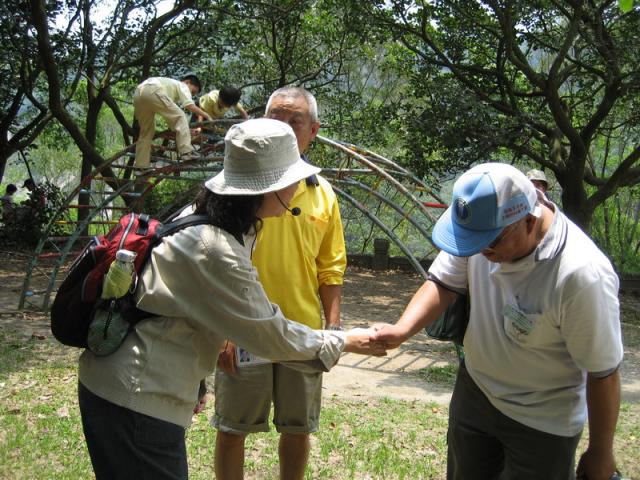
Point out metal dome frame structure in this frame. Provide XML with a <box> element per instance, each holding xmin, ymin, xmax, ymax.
<box><xmin>18</xmin><ymin>121</ymin><xmax>448</xmax><ymax>312</ymax></box>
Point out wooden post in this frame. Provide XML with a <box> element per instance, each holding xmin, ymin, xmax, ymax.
<box><xmin>372</xmin><ymin>238</ymin><xmax>390</xmax><ymax>270</ymax></box>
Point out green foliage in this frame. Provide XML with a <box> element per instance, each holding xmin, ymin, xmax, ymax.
<box><xmin>619</xmin><ymin>0</ymin><xmax>634</xmax><ymax>13</ymax></box>
<box><xmin>0</xmin><ymin>180</ymin><xmax>67</xmax><ymax>248</ymax></box>
<box><xmin>191</xmin><ymin>0</ymin><xmax>372</xmax><ymax>111</ymax></box>
<box><xmin>590</xmin><ymin>187</ymin><xmax>640</xmax><ymax>273</ymax></box>
<box><xmin>4</xmin><ymin>0</ymin><xmax>639</xmax><ymax>270</ymax></box>
<box><xmin>362</xmin><ymin>0</ymin><xmax>640</xmax><ymax>230</ymax></box>
<box><xmin>142</xmin><ymin>178</ymin><xmax>200</xmax><ymax>219</ymax></box>
<box><xmin>320</xmin><ymin>43</ymin><xmax>413</xmax><ymax>159</ymax></box>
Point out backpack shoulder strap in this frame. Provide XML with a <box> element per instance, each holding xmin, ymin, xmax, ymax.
<box><xmin>155</xmin><ymin>214</ymin><xmax>245</xmax><ymax>246</ymax></box>
<box><xmin>136</xmin><ymin>214</ymin><xmax>152</xmax><ymax>235</ymax></box>
<box><xmin>156</xmin><ymin>214</ymin><xmax>211</xmax><ymax>238</ymax></box>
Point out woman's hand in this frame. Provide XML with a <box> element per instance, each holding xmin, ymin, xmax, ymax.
<box><xmin>344</xmin><ymin>327</ymin><xmax>387</xmax><ymax>357</ymax></box>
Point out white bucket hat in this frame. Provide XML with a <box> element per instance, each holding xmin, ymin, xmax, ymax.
<box><xmin>526</xmin><ymin>168</ymin><xmax>548</xmax><ymax>185</ymax></box>
<box><xmin>205</xmin><ymin>118</ymin><xmax>320</xmax><ymax>195</ymax></box>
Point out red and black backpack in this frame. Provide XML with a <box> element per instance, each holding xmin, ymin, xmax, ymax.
<box><xmin>50</xmin><ymin>212</ymin><xmax>210</xmax><ymax>348</ymax></box>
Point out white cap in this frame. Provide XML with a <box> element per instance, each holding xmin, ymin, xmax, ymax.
<box><xmin>432</xmin><ymin>163</ymin><xmax>540</xmax><ymax>257</ymax></box>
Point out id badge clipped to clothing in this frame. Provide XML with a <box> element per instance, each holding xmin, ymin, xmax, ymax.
<box><xmin>235</xmin><ymin>347</ymin><xmax>271</xmax><ymax>367</ymax></box>
<box><xmin>503</xmin><ymin>303</ymin><xmax>534</xmax><ymax>339</ymax></box>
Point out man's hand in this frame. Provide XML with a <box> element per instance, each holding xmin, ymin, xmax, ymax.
<box><xmin>193</xmin><ymin>394</ymin><xmax>207</xmax><ymax>414</ymax></box>
<box><xmin>344</xmin><ymin>328</ymin><xmax>387</xmax><ymax>356</ymax></box>
<box><xmin>187</xmin><ymin>104</ymin><xmax>212</xmax><ymax>122</ymax></box>
<box><xmin>193</xmin><ymin>378</ymin><xmax>208</xmax><ymax>414</ymax></box>
<box><xmin>576</xmin><ymin>448</ymin><xmax>617</xmax><ymax>480</ymax></box>
<box><xmin>217</xmin><ymin>341</ymin><xmax>237</xmax><ymax>374</ymax></box>
<box><xmin>370</xmin><ymin>323</ymin><xmax>410</xmax><ymax>349</ymax></box>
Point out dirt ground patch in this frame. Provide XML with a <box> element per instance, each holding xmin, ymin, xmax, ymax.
<box><xmin>1</xmin><ymin>250</ymin><xmax>639</xmax><ymax>404</ymax></box>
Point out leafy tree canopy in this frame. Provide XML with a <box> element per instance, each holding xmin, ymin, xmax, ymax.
<box><xmin>363</xmin><ymin>0</ymin><xmax>640</xmax><ymax>229</ymax></box>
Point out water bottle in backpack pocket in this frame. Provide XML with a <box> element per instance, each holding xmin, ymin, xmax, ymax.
<box><xmin>87</xmin><ymin>249</ymin><xmax>137</xmax><ymax>356</ymax></box>
<box><xmin>101</xmin><ymin>249</ymin><xmax>137</xmax><ymax>299</ymax></box>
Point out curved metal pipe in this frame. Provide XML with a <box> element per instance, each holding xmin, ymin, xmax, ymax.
<box><xmin>316</xmin><ymin>136</ymin><xmax>440</xmax><ymax>224</ymax></box>
<box><xmin>330</xmin><ymin>177</ymin><xmax>437</xmax><ymax>253</ymax></box>
<box><xmin>332</xmin><ymin>185</ymin><xmax>428</xmax><ymax>279</ymax></box>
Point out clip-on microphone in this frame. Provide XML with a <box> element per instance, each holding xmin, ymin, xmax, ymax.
<box><xmin>275</xmin><ymin>192</ymin><xmax>301</xmax><ymax>216</ymax></box>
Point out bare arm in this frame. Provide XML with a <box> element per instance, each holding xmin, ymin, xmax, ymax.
<box><xmin>576</xmin><ymin>370</ymin><xmax>620</xmax><ymax>480</ymax></box>
<box><xmin>320</xmin><ymin>284</ymin><xmax>341</xmax><ymax>329</ymax></box>
<box><xmin>236</xmin><ymin>104</ymin><xmax>249</xmax><ymax>119</ymax></box>
<box><xmin>185</xmin><ymin>103</ymin><xmax>211</xmax><ymax>121</ymax></box>
<box><xmin>372</xmin><ymin>280</ymin><xmax>458</xmax><ymax>348</ymax></box>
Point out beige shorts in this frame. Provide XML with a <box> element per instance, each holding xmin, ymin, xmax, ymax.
<box><xmin>212</xmin><ymin>362</ymin><xmax>323</xmax><ymax>435</ymax></box>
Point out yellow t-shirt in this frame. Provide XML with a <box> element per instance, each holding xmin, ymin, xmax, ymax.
<box><xmin>199</xmin><ymin>90</ymin><xmax>244</xmax><ymax>119</ymax></box>
<box><xmin>252</xmin><ymin>176</ymin><xmax>346</xmax><ymax>329</ymax></box>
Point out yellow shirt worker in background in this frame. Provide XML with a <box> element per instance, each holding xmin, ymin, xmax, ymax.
<box><xmin>197</xmin><ymin>86</ymin><xmax>249</xmax><ymax>121</ymax></box>
<box><xmin>254</xmin><ymin>174</ymin><xmax>345</xmax><ymax>329</ymax></box>
<box><xmin>214</xmin><ymin>86</ymin><xmax>346</xmax><ymax>480</ymax></box>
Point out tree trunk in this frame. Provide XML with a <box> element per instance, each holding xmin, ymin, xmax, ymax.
<box><xmin>77</xmin><ymin>95</ymin><xmax>103</xmax><ymax>234</ymax></box>
<box><xmin>558</xmin><ymin>168</ymin><xmax>593</xmax><ymax>233</ymax></box>
<box><xmin>0</xmin><ymin>149</ymin><xmax>15</xmax><ymax>182</ymax></box>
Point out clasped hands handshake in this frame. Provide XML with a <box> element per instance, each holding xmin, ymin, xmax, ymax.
<box><xmin>343</xmin><ymin>323</ymin><xmax>408</xmax><ymax>357</ymax></box>
<box><xmin>216</xmin><ymin>323</ymin><xmax>408</xmax><ymax>373</ymax></box>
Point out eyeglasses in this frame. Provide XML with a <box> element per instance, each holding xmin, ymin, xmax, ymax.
<box><xmin>486</xmin><ymin>219</ymin><xmax>524</xmax><ymax>250</ymax></box>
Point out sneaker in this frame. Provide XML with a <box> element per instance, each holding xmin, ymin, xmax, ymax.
<box><xmin>150</xmin><ymin>154</ymin><xmax>168</xmax><ymax>163</ymax></box>
<box><xmin>179</xmin><ymin>152</ymin><xmax>201</xmax><ymax>162</ymax></box>
<box><xmin>132</xmin><ymin>167</ymin><xmax>153</xmax><ymax>176</ymax></box>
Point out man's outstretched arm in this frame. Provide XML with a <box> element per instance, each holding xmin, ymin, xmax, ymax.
<box><xmin>372</xmin><ymin>280</ymin><xmax>458</xmax><ymax>348</ymax></box>
<box><xmin>186</xmin><ymin>104</ymin><xmax>212</xmax><ymax>121</ymax></box>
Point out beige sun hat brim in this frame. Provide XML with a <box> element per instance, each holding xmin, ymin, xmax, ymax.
<box><xmin>204</xmin><ymin>118</ymin><xmax>321</xmax><ymax>195</ymax></box>
<box><xmin>205</xmin><ymin>158</ymin><xmax>320</xmax><ymax>195</ymax></box>
<box><xmin>526</xmin><ymin>169</ymin><xmax>548</xmax><ymax>183</ymax></box>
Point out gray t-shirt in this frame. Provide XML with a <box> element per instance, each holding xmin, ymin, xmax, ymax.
<box><xmin>429</xmin><ymin>207</ymin><xmax>623</xmax><ymax>436</ymax></box>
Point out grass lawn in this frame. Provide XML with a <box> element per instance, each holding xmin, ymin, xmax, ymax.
<box><xmin>1</xmin><ymin>327</ymin><xmax>638</xmax><ymax>479</ymax></box>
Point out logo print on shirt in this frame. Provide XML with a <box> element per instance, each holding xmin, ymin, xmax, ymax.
<box><xmin>454</xmin><ymin>198</ymin><xmax>471</xmax><ymax>224</ymax></box>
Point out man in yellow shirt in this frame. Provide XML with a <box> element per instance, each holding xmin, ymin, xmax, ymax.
<box><xmin>133</xmin><ymin>74</ymin><xmax>211</xmax><ymax>168</ymax></box>
<box><xmin>213</xmin><ymin>87</ymin><xmax>346</xmax><ymax>480</ymax></box>
<box><xmin>197</xmin><ymin>86</ymin><xmax>249</xmax><ymax>122</ymax></box>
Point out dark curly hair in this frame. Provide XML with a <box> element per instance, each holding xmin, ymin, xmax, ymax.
<box><xmin>193</xmin><ymin>187</ymin><xmax>263</xmax><ymax>238</ymax></box>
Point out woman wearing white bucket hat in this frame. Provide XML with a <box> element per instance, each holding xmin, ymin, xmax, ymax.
<box><xmin>77</xmin><ymin>118</ymin><xmax>385</xmax><ymax>479</ymax></box>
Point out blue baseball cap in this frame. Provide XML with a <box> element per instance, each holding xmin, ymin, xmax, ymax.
<box><xmin>432</xmin><ymin>163</ymin><xmax>539</xmax><ymax>256</ymax></box>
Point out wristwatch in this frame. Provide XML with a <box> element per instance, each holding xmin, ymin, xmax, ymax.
<box><xmin>328</xmin><ymin>325</ymin><xmax>343</xmax><ymax>331</ymax></box>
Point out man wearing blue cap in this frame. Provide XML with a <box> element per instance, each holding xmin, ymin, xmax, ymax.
<box><xmin>373</xmin><ymin>163</ymin><xmax>623</xmax><ymax>480</ymax></box>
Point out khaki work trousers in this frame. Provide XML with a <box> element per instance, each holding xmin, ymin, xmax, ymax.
<box><xmin>133</xmin><ymin>84</ymin><xmax>194</xmax><ymax>168</ymax></box>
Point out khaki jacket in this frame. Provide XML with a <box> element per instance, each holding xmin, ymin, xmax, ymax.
<box><xmin>79</xmin><ymin>223</ymin><xmax>345</xmax><ymax>427</ymax></box>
